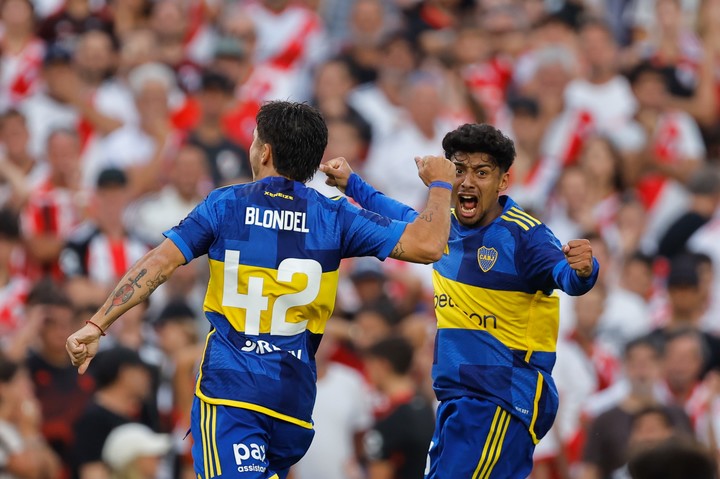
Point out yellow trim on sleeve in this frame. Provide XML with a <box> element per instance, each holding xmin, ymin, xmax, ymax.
<box><xmin>509</xmin><ymin>207</ymin><xmax>541</xmax><ymax>225</ymax></box>
<box><xmin>504</xmin><ymin>210</ymin><xmax>534</xmax><ymax>228</ymax></box>
<box><xmin>500</xmin><ymin>215</ymin><xmax>529</xmax><ymax>231</ymax></box>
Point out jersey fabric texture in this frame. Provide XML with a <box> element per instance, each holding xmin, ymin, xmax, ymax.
<box><xmin>346</xmin><ymin>173</ymin><xmax>599</xmax><ymax>443</ymax></box>
<box><xmin>164</xmin><ymin>176</ymin><xmax>406</xmax><ymax>430</ymax></box>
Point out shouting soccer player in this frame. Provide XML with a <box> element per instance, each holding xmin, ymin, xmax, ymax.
<box><xmin>66</xmin><ymin>101</ymin><xmax>457</xmax><ymax>479</ymax></box>
<box><xmin>321</xmin><ymin>123</ymin><xmax>599</xmax><ymax>479</ymax></box>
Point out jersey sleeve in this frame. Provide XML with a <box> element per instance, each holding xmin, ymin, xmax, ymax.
<box><xmin>163</xmin><ymin>192</ymin><xmax>219</xmax><ymax>263</ymax></box>
<box><xmin>336</xmin><ymin>198</ymin><xmax>407</xmax><ymax>260</ymax></box>
<box><xmin>522</xmin><ymin>226</ymin><xmax>599</xmax><ymax>295</ymax></box>
<box><xmin>346</xmin><ymin>173</ymin><xmax>419</xmax><ymax>222</ymax></box>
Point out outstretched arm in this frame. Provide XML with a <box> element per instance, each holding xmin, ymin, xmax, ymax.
<box><xmin>320</xmin><ymin>158</ymin><xmax>420</xmax><ymax>222</ymax></box>
<box><xmin>66</xmin><ymin>238</ymin><xmax>187</xmax><ymax>373</ymax></box>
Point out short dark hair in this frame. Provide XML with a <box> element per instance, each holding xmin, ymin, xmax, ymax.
<box><xmin>628</xmin><ymin>438</ymin><xmax>717</xmax><ymax>479</ymax></box>
<box><xmin>578</xmin><ymin>16</ymin><xmax>616</xmax><ymax>41</ymax></box>
<box><xmin>96</xmin><ymin>167</ymin><xmax>128</xmax><ymax>189</ymax></box>
<box><xmin>0</xmin><ymin>108</ymin><xmax>26</xmax><ymax>128</ymax></box>
<box><xmin>0</xmin><ymin>208</ymin><xmax>20</xmax><ymax>240</ymax></box>
<box><xmin>626</xmin><ymin>62</ymin><xmax>666</xmax><ymax>87</ymax></box>
<box><xmin>0</xmin><ymin>352</ymin><xmax>20</xmax><ymax>384</ymax></box>
<box><xmin>624</xmin><ymin>335</ymin><xmax>661</xmax><ymax>359</ymax></box>
<box><xmin>91</xmin><ymin>346</ymin><xmax>148</xmax><ymax>390</ymax></box>
<box><xmin>255</xmin><ymin>101</ymin><xmax>328</xmax><ymax>183</ymax></box>
<box><xmin>364</xmin><ymin>335</ymin><xmax>414</xmax><ymax>375</ymax></box>
<box><xmin>442</xmin><ymin>124</ymin><xmax>516</xmax><ymax>173</ymax></box>
<box><xmin>631</xmin><ymin>405</ymin><xmax>675</xmax><ymax>431</ymax></box>
<box><xmin>26</xmin><ymin>279</ymin><xmax>73</xmax><ymax>309</ymax></box>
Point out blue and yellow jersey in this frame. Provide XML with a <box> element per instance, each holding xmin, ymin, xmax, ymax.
<box><xmin>164</xmin><ymin>176</ymin><xmax>406</xmax><ymax>429</ymax></box>
<box><xmin>345</xmin><ymin>174</ymin><xmax>599</xmax><ymax>442</ymax></box>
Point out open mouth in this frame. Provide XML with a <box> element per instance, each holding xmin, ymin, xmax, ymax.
<box><xmin>458</xmin><ymin>194</ymin><xmax>478</xmax><ymax>217</ymax></box>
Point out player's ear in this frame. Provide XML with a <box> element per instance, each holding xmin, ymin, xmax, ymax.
<box><xmin>261</xmin><ymin>143</ymin><xmax>272</xmax><ymax>166</ymax></box>
<box><xmin>498</xmin><ymin>171</ymin><xmax>510</xmax><ymax>192</ymax></box>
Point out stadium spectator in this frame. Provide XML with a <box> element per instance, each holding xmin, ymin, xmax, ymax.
<box><xmin>598</xmin><ymin>252</ymin><xmax>655</xmax><ymax>355</ymax></box>
<box><xmin>0</xmin><ymin>0</ymin><xmax>44</xmax><ymax>111</ymax></box>
<box><xmin>0</xmin><ymin>208</ymin><xmax>28</xmax><ymax>338</ymax></box>
<box><xmin>566</xmin><ymin>18</ymin><xmax>637</xmax><ymax>139</ymax></box>
<box><xmin>647</xmin><ymin>255</ymin><xmax>720</xmax><ymax>375</ymax></box>
<box><xmin>37</xmin><ymin>0</ymin><xmax>112</xmax><ymax>47</ymax></box>
<box><xmin>657</xmin><ymin>166</ymin><xmax>720</xmax><ymax>258</ymax></box>
<box><xmin>127</xmin><ymin>144</ymin><xmax>211</xmax><ymax>245</ymax></box>
<box><xmin>72</xmin><ymin>346</ymin><xmax>154</xmax><ymax>479</ymax></box>
<box><xmin>628</xmin><ymin>437</ymin><xmax>718</xmax><ymax>479</ymax></box>
<box><xmin>9</xmin><ymin>280</ymin><xmax>94</xmax><ymax>474</ymax></box>
<box><xmin>362</xmin><ymin>335</ymin><xmax>435</xmax><ymax>479</ymax></box>
<box><xmin>60</xmin><ymin>167</ymin><xmax>149</xmax><ymax>308</ymax></box>
<box><xmin>294</xmin><ymin>335</ymin><xmax>373</xmax><ymax>479</ymax></box>
<box><xmin>102</xmin><ymin>423</ymin><xmax>172</xmax><ymax>479</ymax></box>
<box><xmin>0</xmin><ymin>352</ymin><xmax>61</xmax><ymax>479</ymax></box>
<box><xmin>624</xmin><ymin>62</ymin><xmax>706</xmax><ymax>254</ymax></box>
<box><xmin>579</xmin><ymin>337</ymin><xmax>693</xmax><ymax>479</ymax></box>
<box><xmin>187</xmin><ymin>71</ymin><xmax>251</xmax><ymax>187</ymax></box>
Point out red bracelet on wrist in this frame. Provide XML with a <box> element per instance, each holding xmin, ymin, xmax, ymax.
<box><xmin>85</xmin><ymin>320</ymin><xmax>106</xmax><ymax>336</ymax></box>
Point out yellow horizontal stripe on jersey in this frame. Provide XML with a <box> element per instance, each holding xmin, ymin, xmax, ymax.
<box><xmin>500</xmin><ymin>215</ymin><xmax>529</xmax><ymax>231</ymax></box>
<box><xmin>509</xmin><ymin>207</ymin><xmax>541</xmax><ymax>226</ymax></box>
<box><xmin>204</xmin><ymin>258</ymin><xmax>339</xmax><ymax>335</ymax></box>
<box><xmin>432</xmin><ymin>272</ymin><xmax>560</xmax><ymax>353</ymax></box>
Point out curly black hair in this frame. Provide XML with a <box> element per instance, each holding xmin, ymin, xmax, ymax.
<box><xmin>442</xmin><ymin>124</ymin><xmax>516</xmax><ymax>173</ymax></box>
<box><xmin>256</xmin><ymin>101</ymin><xmax>328</xmax><ymax>184</ymax></box>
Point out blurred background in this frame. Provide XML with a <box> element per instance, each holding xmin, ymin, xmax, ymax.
<box><xmin>0</xmin><ymin>0</ymin><xmax>719</xmax><ymax>478</ymax></box>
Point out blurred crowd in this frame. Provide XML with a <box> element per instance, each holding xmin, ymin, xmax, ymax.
<box><xmin>0</xmin><ymin>0</ymin><xmax>720</xmax><ymax>478</ymax></box>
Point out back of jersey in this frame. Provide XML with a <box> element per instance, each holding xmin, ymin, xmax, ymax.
<box><xmin>165</xmin><ymin>176</ymin><xmax>405</xmax><ymax>428</ymax></box>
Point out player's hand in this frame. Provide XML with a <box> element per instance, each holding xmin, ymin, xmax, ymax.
<box><xmin>66</xmin><ymin>323</ymin><xmax>103</xmax><ymax>374</ymax></box>
<box><xmin>562</xmin><ymin>239</ymin><xmax>594</xmax><ymax>278</ymax></box>
<box><xmin>415</xmin><ymin>155</ymin><xmax>455</xmax><ymax>187</ymax></box>
<box><xmin>319</xmin><ymin>157</ymin><xmax>353</xmax><ymax>194</ymax></box>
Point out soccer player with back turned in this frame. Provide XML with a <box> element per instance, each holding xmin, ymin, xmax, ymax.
<box><xmin>322</xmin><ymin>123</ymin><xmax>600</xmax><ymax>479</ymax></box>
<box><xmin>65</xmin><ymin>101</ymin><xmax>457</xmax><ymax>479</ymax></box>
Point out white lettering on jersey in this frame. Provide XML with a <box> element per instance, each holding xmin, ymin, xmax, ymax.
<box><xmin>244</xmin><ymin>207</ymin><xmax>309</xmax><ymax>233</ymax></box>
<box><xmin>233</xmin><ymin>442</ymin><xmax>266</xmax><ymax>465</ymax></box>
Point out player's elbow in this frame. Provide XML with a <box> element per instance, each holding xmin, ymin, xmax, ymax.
<box><xmin>416</xmin><ymin>241</ymin><xmax>445</xmax><ymax>264</ymax></box>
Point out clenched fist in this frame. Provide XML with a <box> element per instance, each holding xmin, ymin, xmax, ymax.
<box><xmin>562</xmin><ymin>239</ymin><xmax>595</xmax><ymax>278</ymax></box>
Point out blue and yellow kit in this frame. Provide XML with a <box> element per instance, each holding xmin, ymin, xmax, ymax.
<box><xmin>164</xmin><ymin>176</ymin><xmax>406</xmax><ymax>429</ymax></box>
<box><xmin>345</xmin><ymin>173</ymin><xmax>599</xmax><ymax>443</ymax></box>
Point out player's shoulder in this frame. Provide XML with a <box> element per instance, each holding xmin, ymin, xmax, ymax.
<box><xmin>497</xmin><ymin>198</ymin><xmax>543</xmax><ymax>234</ymax></box>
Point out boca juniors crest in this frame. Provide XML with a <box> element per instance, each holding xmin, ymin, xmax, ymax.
<box><xmin>477</xmin><ymin>246</ymin><xmax>498</xmax><ymax>272</ymax></box>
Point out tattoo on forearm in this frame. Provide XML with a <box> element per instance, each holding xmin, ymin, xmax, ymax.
<box><xmin>138</xmin><ymin>271</ymin><xmax>168</xmax><ymax>302</ymax></box>
<box><xmin>105</xmin><ymin>269</ymin><xmax>147</xmax><ymax>315</ymax></box>
<box><xmin>391</xmin><ymin>242</ymin><xmax>406</xmax><ymax>258</ymax></box>
<box><xmin>419</xmin><ymin>208</ymin><xmax>434</xmax><ymax>222</ymax></box>
<box><xmin>105</xmin><ymin>269</ymin><xmax>147</xmax><ymax>314</ymax></box>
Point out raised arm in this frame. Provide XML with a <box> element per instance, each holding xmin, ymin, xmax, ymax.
<box><xmin>321</xmin><ymin>157</ymin><xmax>419</xmax><ymax>222</ymax></box>
<box><xmin>387</xmin><ymin>155</ymin><xmax>455</xmax><ymax>264</ymax></box>
<box><xmin>65</xmin><ymin>238</ymin><xmax>187</xmax><ymax>373</ymax></box>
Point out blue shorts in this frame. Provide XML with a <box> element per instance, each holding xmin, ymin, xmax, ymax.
<box><xmin>190</xmin><ymin>396</ymin><xmax>314</xmax><ymax>479</ymax></box>
<box><xmin>425</xmin><ymin>397</ymin><xmax>535</xmax><ymax>479</ymax></box>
